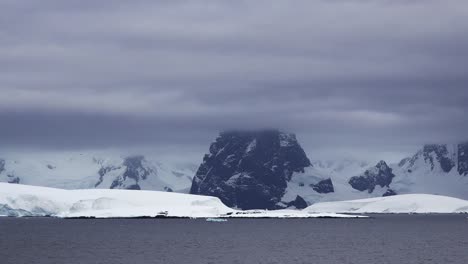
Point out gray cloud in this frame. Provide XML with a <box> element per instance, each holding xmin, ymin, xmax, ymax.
<box><xmin>1</xmin><ymin>0</ymin><xmax>467</xmax><ymax>161</ymax></box>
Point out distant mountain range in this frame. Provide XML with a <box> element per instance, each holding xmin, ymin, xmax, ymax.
<box><xmin>0</xmin><ymin>153</ymin><xmax>196</xmax><ymax>193</ymax></box>
<box><xmin>1</xmin><ymin>130</ymin><xmax>467</xmax><ymax>210</ymax></box>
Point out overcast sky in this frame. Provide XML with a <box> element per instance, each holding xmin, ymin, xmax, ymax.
<box><xmin>1</xmin><ymin>0</ymin><xmax>467</xmax><ymax>161</ymax></box>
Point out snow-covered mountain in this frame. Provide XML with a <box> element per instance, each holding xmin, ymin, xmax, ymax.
<box><xmin>388</xmin><ymin>143</ymin><xmax>468</xmax><ymax>199</ymax></box>
<box><xmin>1</xmin><ymin>136</ymin><xmax>467</xmax><ymax>211</ymax></box>
<box><xmin>190</xmin><ymin>132</ymin><xmax>468</xmax><ymax>209</ymax></box>
<box><xmin>0</xmin><ymin>153</ymin><xmax>196</xmax><ymax>193</ymax></box>
<box><xmin>190</xmin><ymin>130</ymin><xmax>333</xmax><ymax>210</ymax></box>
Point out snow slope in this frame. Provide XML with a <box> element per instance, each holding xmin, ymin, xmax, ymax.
<box><xmin>2</xmin><ymin>142</ymin><xmax>468</xmax><ymax>208</ymax></box>
<box><xmin>390</xmin><ymin>145</ymin><xmax>468</xmax><ymax>200</ymax></box>
<box><xmin>284</xmin><ymin>158</ymin><xmax>390</xmax><ymax>204</ymax></box>
<box><xmin>307</xmin><ymin>194</ymin><xmax>468</xmax><ymax>214</ymax></box>
<box><xmin>0</xmin><ymin>152</ymin><xmax>196</xmax><ymax>192</ymax></box>
<box><xmin>0</xmin><ymin>183</ymin><xmax>360</xmax><ymax>218</ymax></box>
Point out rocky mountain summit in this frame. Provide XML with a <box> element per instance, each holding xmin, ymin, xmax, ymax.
<box><xmin>349</xmin><ymin>161</ymin><xmax>395</xmax><ymax>194</ymax></box>
<box><xmin>190</xmin><ymin>130</ymin><xmax>334</xmax><ymax>209</ymax></box>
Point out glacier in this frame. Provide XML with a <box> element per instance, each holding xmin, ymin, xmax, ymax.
<box><xmin>307</xmin><ymin>194</ymin><xmax>468</xmax><ymax>214</ymax></box>
<box><xmin>1</xmin><ymin>183</ymin><xmax>467</xmax><ymax>218</ymax></box>
<box><xmin>0</xmin><ymin>183</ymin><xmax>361</xmax><ymax>218</ymax></box>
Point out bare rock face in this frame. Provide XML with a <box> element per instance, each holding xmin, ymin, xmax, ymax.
<box><xmin>349</xmin><ymin>161</ymin><xmax>395</xmax><ymax>193</ymax></box>
<box><xmin>310</xmin><ymin>178</ymin><xmax>334</xmax><ymax>194</ymax></box>
<box><xmin>382</xmin><ymin>189</ymin><xmax>397</xmax><ymax>197</ymax></box>
<box><xmin>108</xmin><ymin>156</ymin><xmax>154</xmax><ymax>190</ymax></box>
<box><xmin>190</xmin><ymin>130</ymin><xmax>320</xmax><ymax>210</ymax></box>
<box><xmin>458</xmin><ymin>142</ymin><xmax>468</xmax><ymax>176</ymax></box>
<box><xmin>399</xmin><ymin>143</ymin><xmax>468</xmax><ymax>176</ymax></box>
<box><xmin>400</xmin><ymin>144</ymin><xmax>455</xmax><ymax>173</ymax></box>
<box><xmin>421</xmin><ymin>144</ymin><xmax>455</xmax><ymax>173</ymax></box>
<box><xmin>285</xmin><ymin>195</ymin><xmax>308</xmax><ymax>209</ymax></box>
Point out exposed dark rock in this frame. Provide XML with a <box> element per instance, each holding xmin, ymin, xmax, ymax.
<box><xmin>398</xmin><ymin>157</ymin><xmax>410</xmax><ymax>167</ymax></box>
<box><xmin>190</xmin><ymin>130</ymin><xmax>314</xmax><ymax>210</ymax></box>
<box><xmin>349</xmin><ymin>161</ymin><xmax>395</xmax><ymax>193</ymax></box>
<box><xmin>46</xmin><ymin>164</ymin><xmax>55</xmax><ymax>170</ymax></box>
<box><xmin>7</xmin><ymin>174</ymin><xmax>20</xmax><ymax>184</ymax></box>
<box><xmin>421</xmin><ymin>144</ymin><xmax>455</xmax><ymax>173</ymax></box>
<box><xmin>458</xmin><ymin>142</ymin><xmax>468</xmax><ymax>176</ymax></box>
<box><xmin>285</xmin><ymin>195</ymin><xmax>308</xmax><ymax>209</ymax></box>
<box><xmin>95</xmin><ymin>165</ymin><xmax>121</xmax><ymax>187</ymax></box>
<box><xmin>310</xmin><ymin>178</ymin><xmax>334</xmax><ymax>194</ymax></box>
<box><xmin>122</xmin><ymin>184</ymin><xmax>141</xmax><ymax>190</ymax></box>
<box><xmin>0</xmin><ymin>159</ymin><xmax>5</xmax><ymax>174</ymax></box>
<box><xmin>382</xmin><ymin>189</ymin><xmax>397</xmax><ymax>197</ymax></box>
<box><xmin>110</xmin><ymin>156</ymin><xmax>154</xmax><ymax>190</ymax></box>
<box><xmin>123</xmin><ymin>155</ymin><xmax>153</xmax><ymax>181</ymax></box>
<box><xmin>164</xmin><ymin>187</ymin><xmax>173</xmax><ymax>192</ymax></box>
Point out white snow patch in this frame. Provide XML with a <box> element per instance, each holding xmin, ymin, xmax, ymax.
<box><xmin>0</xmin><ymin>183</ymin><xmax>363</xmax><ymax>218</ymax></box>
<box><xmin>245</xmin><ymin>139</ymin><xmax>257</xmax><ymax>153</ymax></box>
<box><xmin>307</xmin><ymin>194</ymin><xmax>468</xmax><ymax>214</ymax></box>
<box><xmin>279</xmin><ymin>133</ymin><xmax>296</xmax><ymax>147</ymax></box>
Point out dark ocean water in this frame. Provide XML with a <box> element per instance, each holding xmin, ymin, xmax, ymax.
<box><xmin>1</xmin><ymin>215</ymin><xmax>468</xmax><ymax>264</ymax></box>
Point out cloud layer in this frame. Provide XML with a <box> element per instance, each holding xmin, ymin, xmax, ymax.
<box><xmin>1</xmin><ymin>0</ymin><xmax>467</xmax><ymax>159</ymax></box>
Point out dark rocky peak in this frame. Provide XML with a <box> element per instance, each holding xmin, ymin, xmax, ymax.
<box><xmin>375</xmin><ymin>160</ymin><xmax>389</xmax><ymax>170</ymax></box>
<box><xmin>421</xmin><ymin>144</ymin><xmax>455</xmax><ymax>173</ymax></box>
<box><xmin>349</xmin><ymin>160</ymin><xmax>395</xmax><ymax>193</ymax></box>
<box><xmin>190</xmin><ymin>130</ymin><xmax>313</xmax><ymax>210</ymax></box>
<box><xmin>458</xmin><ymin>142</ymin><xmax>468</xmax><ymax>176</ymax></box>
<box><xmin>207</xmin><ymin>130</ymin><xmax>311</xmax><ymax>170</ymax></box>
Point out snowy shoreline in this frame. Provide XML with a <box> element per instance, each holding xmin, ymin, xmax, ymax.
<box><xmin>1</xmin><ymin>183</ymin><xmax>467</xmax><ymax>219</ymax></box>
<box><xmin>0</xmin><ymin>183</ymin><xmax>362</xmax><ymax>219</ymax></box>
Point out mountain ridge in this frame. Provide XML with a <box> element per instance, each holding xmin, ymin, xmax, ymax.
<box><xmin>1</xmin><ymin>134</ymin><xmax>468</xmax><ymax>209</ymax></box>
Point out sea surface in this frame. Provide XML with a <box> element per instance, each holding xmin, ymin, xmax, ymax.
<box><xmin>1</xmin><ymin>215</ymin><xmax>467</xmax><ymax>264</ymax></box>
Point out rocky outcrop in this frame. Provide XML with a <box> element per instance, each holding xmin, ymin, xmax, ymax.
<box><xmin>421</xmin><ymin>144</ymin><xmax>455</xmax><ymax>173</ymax></box>
<box><xmin>285</xmin><ymin>195</ymin><xmax>308</xmax><ymax>209</ymax></box>
<box><xmin>382</xmin><ymin>189</ymin><xmax>397</xmax><ymax>197</ymax></box>
<box><xmin>349</xmin><ymin>161</ymin><xmax>395</xmax><ymax>193</ymax></box>
<box><xmin>458</xmin><ymin>142</ymin><xmax>468</xmax><ymax>176</ymax></box>
<box><xmin>109</xmin><ymin>156</ymin><xmax>154</xmax><ymax>190</ymax></box>
<box><xmin>6</xmin><ymin>175</ymin><xmax>20</xmax><ymax>184</ymax></box>
<box><xmin>190</xmin><ymin>130</ymin><xmax>318</xmax><ymax>210</ymax></box>
<box><xmin>310</xmin><ymin>178</ymin><xmax>334</xmax><ymax>194</ymax></box>
<box><xmin>400</xmin><ymin>143</ymin><xmax>468</xmax><ymax>176</ymax></box>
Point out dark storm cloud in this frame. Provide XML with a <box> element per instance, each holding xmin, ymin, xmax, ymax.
<box><xmin>1</xmin><ymin>0</ymin><xmax>467</xmax><ymax>159</ymax></box>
